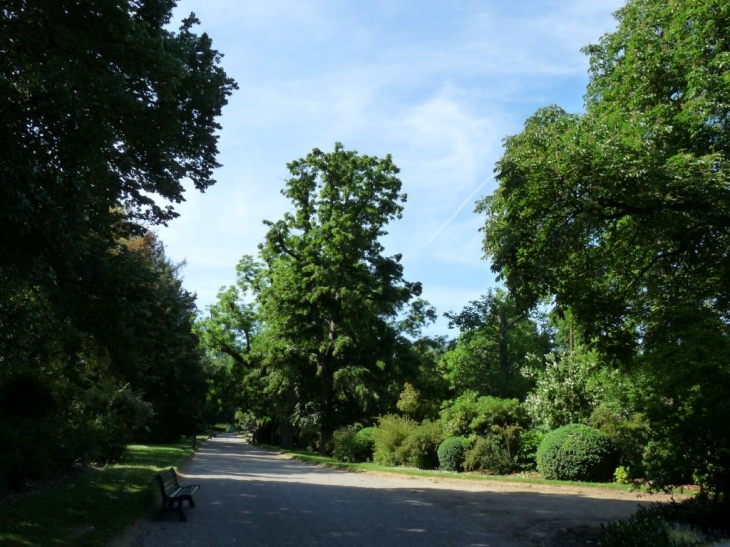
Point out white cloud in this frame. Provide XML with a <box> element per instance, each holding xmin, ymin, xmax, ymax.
<box><xmin>157</xmin><ymin>0</ymin><xmax>623</xmax><ymax>334</ymax></box>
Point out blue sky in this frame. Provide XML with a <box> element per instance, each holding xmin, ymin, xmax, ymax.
<box><xmin>159</xmin><ymin>0</ymin><xmax>624</xmax><ymax>337</ymax></box>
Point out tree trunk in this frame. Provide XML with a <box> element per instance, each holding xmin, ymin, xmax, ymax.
<box><xmin>280</xmin><ymin>417</ymin><xmax>294</xmax><ymax>449</ymax></box>
<box><xmin>279</xmin><ymin>389</ymin><xmax>296</xmax><ymax>449</ymax></box>
<box><xmin>498</xmin><ymin>309</ymin><xmax>509</xmax><ymax>397</ymax></box>
<box><xmin>318</xmin><ymin>353</ymin><xmax>334</xmax><ymax>455</ymax></box>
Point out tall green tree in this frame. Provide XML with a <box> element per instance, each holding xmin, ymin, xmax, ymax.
<box><xmin>257</xmin><ymin>143</ymin><xmax>423</xmax><ymax>452</ymax></box>
<box><xmin>0</xmin><ymin>0</ymin><xmax>236</xmax><ymax>369</ymax></box>
<box><xmin>478</xmin><ymin>0</ymin><xmax>730</xmax><ymax>494</ymax></box>
<box><xmin>443</xmin><ymin>289</ymin><xmax>550</xmax><ymax>399</ymax></box>
<box><xmin>1</xmin><ymin>0</ymin><xmax>234</xmax><ymax>485</ymax></box>
<box><xmin>195</xmin><ymin>256</ymin><xmax>266</xmax><ymax>428</ymax></box>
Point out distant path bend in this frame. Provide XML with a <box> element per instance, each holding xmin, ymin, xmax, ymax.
<box><xmin>126</xmin><ymin>433</ymin><xmax>662</xmax><ymax>547</ymax></box>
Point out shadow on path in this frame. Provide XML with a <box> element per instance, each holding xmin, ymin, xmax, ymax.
<box><xmin>124</xmin><ymin>433</ymin><xmax>655</xmax><ymax>547</ymax></box>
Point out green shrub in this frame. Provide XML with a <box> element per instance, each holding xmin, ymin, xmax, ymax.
<box><xmin>438</xmin><ymin>437</ymin><xmax>467</xmax><ymax>472</ymax></box>
<box><xmin>372</xmin><ymin>415</ymin><xmax>417</xmax><ymax>466</ymax></box>
<box><xmin>515</xmin><ymin>429</ymin><xmax>543</xmax><ymax>471</ymax></box>
<box><xmin>537</xmin><ymin>424</ymin><xmax>619</xmax><ymax>482</ymax></box>
<box><xmin>469</xmin><ymin>398</ymin><xmax>527</xmax><ymax>436</ymax></box>
<box><xmin>333</xmin><ymin>427</ymin><xmax>358</xmax><ymax>462</ymax></box>
<box><xmin>396</xmin><ymin>420</ymin><xmax>444</xmax><ymax>469</ymax></box>
<box><xmin>599</xmin><ymin>497</ymin><xmax>730</xmax><ymax>547</ymax></box>
<box><xmin>589</xmin><ymin>403</ymin><xmax>650</xmax><ymax>470</ymax></box>
<box><xmin>599</xmin><ymin>505</ymin><xmax>699</xmax><ymax>547</ymax></box>
<box><xmin>523</xmin><ymin>349</ymin><xmax>606</xmax><ymax>432</ymax></box>
<box><xmin>439</xmin><ymin>392</ymin><xmax>527</xmax><ymax>437</ymax></box>
<box><xmin>642</xmin><ymin>439</ymin><xmax>694</xmax><ymax>491</ymax></box>
<box><xmin>80</xmin><ymin>382</ymin><xmax>153</xmax><ymax>463</ymax></box>
<box><xmin>333</xmin><ymin>426</ymin><xmax>375</xmax><ymax>463</ymax></box>
<box><xmin>464</xmin><ymin>435</ymin><xmax>515</xmax><ymax>474</ymax></box>
<box><xmin>614</xmin><ymin>466</ymin><xmax>631</xmax><ymax>485</ymax></box>
<box><xmin>355</xmin><ymin>427</ymin><xmax>376</xmax><ymax>461</ymax></box>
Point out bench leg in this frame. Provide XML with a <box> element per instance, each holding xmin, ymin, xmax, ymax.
<box><xmin>176</xmin><ymin>500</ymin><xmax>187</xmax><ymax>522</ymax></box>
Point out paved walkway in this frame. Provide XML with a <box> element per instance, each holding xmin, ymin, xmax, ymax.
<box><xmin>126</xmin><ymin>433</ymin><xmax>652</xmax><ymax>547</ymax></box>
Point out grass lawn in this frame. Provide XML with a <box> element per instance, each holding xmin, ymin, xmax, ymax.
<box><xmin>0</xmin><ymin>439</ymin><xmax>202</xmax><ymax>547</ymax></box>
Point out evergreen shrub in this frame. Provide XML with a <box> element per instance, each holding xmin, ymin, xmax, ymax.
<box><xmin>537</xmin><ymin>424</ymin><xmax>619</xmax><ymax>482</ymax></box>
<box><xmin>333</xmin><ymin>426</ymin><xmax>375</xmax><ymax>463</ymax></box>
<box><xmin>439</xmin><ymin>392</ymin><xmax>526</xmax><ymax>437</ymax></box>
<box><xmin>396</xmin><ymin>420</ymin><xmax>444</xmax><ymax>469</ymax></box>
<box><xmin>516</xmin><ymin>429</ymin><xmax>543</xmax><ymax>471</ymax></box>
<box><xmin>464</xmin><ymin>435</ymin><xmax>515</xmax><ymax>474</ymax></box>
<box><xmin>372</xmin><ymin>415</ymin><xmax>416</xmax><ymax>466</ymax></box>
<box><xmin>437</xmin><ymin>437</ymin><xmax>467</xmax><ymax>472</ymax></box>
<box><xmin>589</xmin><ymin>403</ymin><xmax>650</xmax><ymax>470</ymax></box>
<box><xmin>355</xmin><ymin>427</ymin><xmax>376</xmax><ymax>461</ymax></box>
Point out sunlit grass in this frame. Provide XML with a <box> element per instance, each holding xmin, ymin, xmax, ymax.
<box><xmin>0</xmin><ymin>439</ymin><xmax>200</xmax><ymax>547</ymax></box>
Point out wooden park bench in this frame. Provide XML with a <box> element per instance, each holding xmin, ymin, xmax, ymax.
<box><xmin>155</xmin><ymin>468</ymin><xmax>200</xmax><ymax>522</ymax></box>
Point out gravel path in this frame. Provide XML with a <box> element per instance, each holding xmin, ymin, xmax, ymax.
<box><xmin>121</xmin><ymin>433</ymin><xmax>671</xmax><ymax>547</ymax></box>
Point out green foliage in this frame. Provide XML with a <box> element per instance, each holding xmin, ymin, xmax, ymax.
<box><xmin>371</xmin><ymin>416</ymin><xmax>443</xmax><ymax>469</ymax></box>
<box><xmin>332</xmin><ymin>426</ymin><xmax>375</xmax><ymax>463</ymax></box>
<box><xmin>440</xmin><ymin>392</ymin><xmax>527</xmax><ymax>437</ymax></box>
<box><xmin>600</xmin><ymin>507</ymin><xmax>705</xmax><ymax>547</ymax></box>
<box><xmin>464</xmin><ymin>435</ymin><xmax>516</xmax><ymax>475</ymax></box>
<box><xmin>0</xmin><ymin>0</ymin><xmax>233</xmax><ymax>489</ymax></box>
<box><xmin>589</xmin><ymin>403</ymin><xmax>650</xmax><ymax>471</ymax></box>
<box><xmin>515</xmin><ymin>429</ymin><xmax>543</xmax><ymax>471</ymax></box>
<box><xmin>537</xmin><ymin>424</ymin><xmax>619</xmax><ymax>482</ymax></box>
<box><xmin>614</xmin><ymin>466</ymin><xmax>631</xmax><ymax>485</ymax></box>
<box><xmin>355</xmin><ymin>427</ymin><xmax>376</xmax><ymax>461</ymax></box>
<box><xmin>0</xmin><ymin>441</ymin><xmax>194</xmax><ymax>547</ymax></box>
<box><xmin>523</xmin><ymin>349</ymin><xmax>606</xmax><ymax>432</ymax></box>
<box><xmin>599</xmin><ymin>497</ymin><xmax>730</xmax><ymax>547</ymax></box>
<box><xmin>396</xmin><ymin>382</ymin><xmax>421</xmax><ymax>418</ymax></box>
<box><xmin>372</xmin><ymin>415</ymin><xmax>417</xmax><ymax>466</ymax></box>
<box><xmin>443</xmin><ymin>289</ymin><xmax>550</xmax><ymax>399</ymax></box>
<box><xmin>396</xmin><ymin>420</ymin><xmax>444</xmax><ymax>470</ymax></box>
<box><xmin>437</xmin><ymin>437</ymin><xmax>468</xmax><ymax>472</ymax></box>
<box><xmin>76</xmin><ymin>382</ymin><xmax>153</xmax><ymax>463</ymax></box>
<box><xmin>478</xmin><ymin>0</ymin><xmax>730</xmax><ymax>497</ymax></box>
<box><xmin>195</xmin><ymin>258</ymin><xmax>270</xmax><ymax>439</ymax></box>
<box><xmin>636</xmin><ymin>305</ymin><xmax>730</xmax><ymax>496</ymax></box>
<box><xmin>398</xmin><ymin>336</ymin><xmax>451</xmax><ymax>422</ymax></box>
<box><xmin>641</xmin><ymin>440</ymin><xmax>694</xmax><ymax>492</ymax></box>
<box><xmin>0</xmin><ymin>233</ymin><xmax>208</xmax><ymax>487</ymax></box>
<box><xmin>254</xmin><ymin>144</ymin><xmax>425</xmax><ymax>452</ymax></box>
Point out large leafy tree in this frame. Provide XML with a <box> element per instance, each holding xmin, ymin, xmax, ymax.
<box><xmin>478</xmin><ymin>0</ymin><xmax>730</xmax><ymax>494</ymax></box>
<box><xmin>1</xmin><ymin>0</ymin><xmax>236</xmax><ymax>317</ymax></box>
<box><xmin>195</xmin><ymin>256</ymin><xmax>266</xmax><ymax>428</ymax></box>
<box><xmin>0</xmin><ymin>231</ymin><xmax>208</xmax><ymax>485</ymax></box>
<box><xmin>1</xmin><ymin>0</ymin><xmax>236</xmax><ymax>232</ymax></box>
<box><xmin>257</xmin><ymin>143</ymin><xmax>423</xmax><ymax>452</ymax></box>
<box><xmin>443</xmin><ymin>289</ymin><xmax>551</xmax><ymax>399</ymax></box>
<box><xmin>0</xmin><ymin>0</ymin><xmax>234</xmax><ymax>484</ymax></box>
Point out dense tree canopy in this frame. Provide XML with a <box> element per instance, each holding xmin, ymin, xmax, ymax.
<box><xmin>0</xmin><ymin>0</ymin><xmax>235</xmax><ymax>487</ymax></box>
<box><xmin>479</xmin><ymin>0</ymin><xmax>730</xmax><ymax>356</ymax></box>
<box><xmin>1</xmin><ymin>0</ymin><xmax>237</xmax><ymax>320</ymax></box>
<box><xmin>478</xmin><ymin>0</ymin><xmax>730</xmax><ymax>495</ymax></box>
<box><xmin>255</xmin><ymin>143</ymin><xmax>426</xmax><ymax>451</ymax></box>
<box><xmin>443</xmin><ymin>289</ymin><xmax>550</xmax><ymax>399</ymax></box>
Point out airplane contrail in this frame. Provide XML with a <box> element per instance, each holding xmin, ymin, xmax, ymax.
<box><xmin>423</xmin><ymin>179</ymin><xmax>490</xmax><ymax>249</ymax></box>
